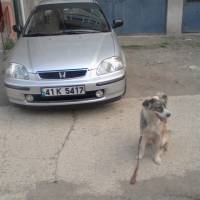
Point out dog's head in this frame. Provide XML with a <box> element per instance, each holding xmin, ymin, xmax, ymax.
<box><xmin>142</xmin><ymin>93</ymin><xmax>171</xmax><ymax>122</ymax></box>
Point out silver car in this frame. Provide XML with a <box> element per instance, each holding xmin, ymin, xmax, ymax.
<box><xmin>4</xmin><ymin>0</ymin><xmax>126</xmax><ymax>106</ymax></box>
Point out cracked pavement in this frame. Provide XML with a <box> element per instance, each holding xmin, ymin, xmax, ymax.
<box><xmin>0</xmin><ymin>36</ymin><xmax>200</xmax><ymax>200</ymax></box>
<box><xmin>53</xmin><ymin>110</ymin><xmax>76</xmax><ymax>182</ymax></box>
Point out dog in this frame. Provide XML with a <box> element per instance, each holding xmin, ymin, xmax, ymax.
<box><xmin>130</xmin><ymin>93</ymin><xmax>171</xmax><ymax>185</ymax></box>
<box><xmin>138</xmin><ymin>93</ymin><xmax>171</xmax><ymax>165</ymax></box>
<box><xmin>130</xmin><ymin>93</ymin><xmax>172</xmax><ymax>185</ymax></box>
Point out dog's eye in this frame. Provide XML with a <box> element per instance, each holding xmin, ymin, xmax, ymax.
<box><xmin>157</xmin><ymin>106</ymin><xmax>163</xmax><ymax>112</ymax></box>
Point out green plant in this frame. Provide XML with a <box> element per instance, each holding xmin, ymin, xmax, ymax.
<box><xmin>4</xmin><ymin>38</ymin><xmax>15</xmax><ymax>50</ymax></box>
<box><xmin>160</xmin><ymin>41</ymin><xmax>169</xmax><ymax>48</ymax></box>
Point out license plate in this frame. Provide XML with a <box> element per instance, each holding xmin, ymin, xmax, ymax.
<box><xmin>41</xmin><ymin>85</ymin><xmax>85</xmax><ymax>97</ymax></box>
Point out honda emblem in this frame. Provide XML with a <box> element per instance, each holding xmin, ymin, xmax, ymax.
<box><xmin>59</xmin><ymin>71</ymin><xmax>66</xmax><ymax>79</ymax></box>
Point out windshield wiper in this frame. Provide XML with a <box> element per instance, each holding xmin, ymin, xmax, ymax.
<box><xmin>23</xmin><ymin>32</ymin><xmax>61</xmax><ymax>37</ymax></box>
<box><xmin>62</xmin><ymin>29</ymin><xmax>101</xmax><ymax>35</ymax></box>
<box><xmin>23</xmin><ymin>30</ymin><xmax>103</xmax><ymax>37</ymax></box>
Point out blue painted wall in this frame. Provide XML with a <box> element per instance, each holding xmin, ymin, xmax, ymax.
<box><xmin>98</xmin><ymin>0</ymin><xmax>167</xmax><ymax>35</ymax></box>
<box><xmin>182</xmin><ymin>1</ymin><xmax>200</xmax><ymax>33</ymax></box>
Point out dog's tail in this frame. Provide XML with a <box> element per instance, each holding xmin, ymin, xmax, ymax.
<box><xmin>130</xmin><ymin>136</ymin><xmax>142</xmax><ymax>185</ymax></box>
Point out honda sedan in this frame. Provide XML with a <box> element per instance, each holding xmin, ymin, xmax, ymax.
<box><xmin>4</xmin><ymin>0</ymin><xmax>126</xmax><ymax>106</ymax></box>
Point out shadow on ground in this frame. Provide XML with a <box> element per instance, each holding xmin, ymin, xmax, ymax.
<box><xmin>10</xmin><ymin>99</ymin><xmax>120</xmax><ymax>116</ymax></box>
<box><xmin>26</xmin><ymin>170</ymin><xmax>200</xmax><ymax>200</ymax></box>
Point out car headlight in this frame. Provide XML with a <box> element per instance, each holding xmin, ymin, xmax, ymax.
<box><xmin>6</xmin><ymin>63</ymin><xmax>30</xmax><ymax>80</ymax></box>
<box><xmin>97</xmin><ymin>57</ymin><xmax>124</xmax><ymax>76</ymax></box>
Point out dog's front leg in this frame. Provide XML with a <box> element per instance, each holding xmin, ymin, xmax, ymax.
<box><xmin>154</xmin><ymin>136</ymin><xmax>163</xmax><ymax>165</ymax></box>
<box><xmin>136</xmin><ymin>136</ymin><xmax>146</xmax><ymax>160</ymax></box>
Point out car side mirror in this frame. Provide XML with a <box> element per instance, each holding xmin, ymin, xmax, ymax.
<box><xmin>112</xmin><ymin>19</ymin><xmax>124</xmax><ymax>28</ymax></box>
<box><xmin>13</xmin><ymin>25</ymin><xmax>22</xmax><ymax>34</ymax></box>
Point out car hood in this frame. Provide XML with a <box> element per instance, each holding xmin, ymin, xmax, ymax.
<box><xmin>10</xmin><ymin>32</ymin><xmax>115</xmax><ymax>73</ymax></box>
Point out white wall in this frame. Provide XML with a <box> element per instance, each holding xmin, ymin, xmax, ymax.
<box><xmin>22</xmin><ymin>0</ymin><xmax>40</xmax><ymax>20</ymax></box>
<box><xmin>167</xmin><ymin>0</ymin><xmax>184</xmax><ymax>35</ymax></box>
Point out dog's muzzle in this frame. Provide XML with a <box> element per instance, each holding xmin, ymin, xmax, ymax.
<box><xmin>156</xmin><ymin>109</ymin><xmax>171</xmax><ymax>122</ymax></box>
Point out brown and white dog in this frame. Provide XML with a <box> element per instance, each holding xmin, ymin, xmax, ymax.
<box><xmin>130</xmin><ymin>93</ymin><xmax>172</xmax><ymax>185</ymax></box>
<box><xmin>138</xmin><ymin>93</ymin><xmax>171</xmax><ymax>165</ymax></box>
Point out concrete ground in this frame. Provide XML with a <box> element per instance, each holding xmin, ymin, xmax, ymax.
<box><xmin>0</xmin><ymin>35</ymin><xmax>200</xmax><ymax>200</ymax></box>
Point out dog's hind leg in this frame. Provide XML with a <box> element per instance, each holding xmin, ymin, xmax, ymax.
<box><xmin>154</xmin><ymin>150</ymin><xmax>163</xmax><ymax>165</ymax></box>
<box><xmin>163</xmin><ymin>142</ymin><xmax>169</xmax><ymax>152</ymax></box>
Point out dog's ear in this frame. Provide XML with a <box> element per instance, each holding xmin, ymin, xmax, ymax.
<box><xmin>156</xmin><ymin>92</ymin><xmax>168</xmax><ymax>105</ymax></box>
<box><xmin>161</xmin><ymin>94</ymin><xmax>168</xmax><ymax>105</ymax></box>
<box><xmin>143</xmin><ymin>100</ymin><xmax>149</xmax><ymax>108</ymax></box>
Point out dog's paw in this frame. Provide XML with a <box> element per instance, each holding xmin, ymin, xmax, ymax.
<box><xmin>163</xmin><ymin>143</ymin><xmax>169</xmax><ymax>152</ymax></box>
<box><xmin>154</xmin><ymin>156</ymin><xmax>162</xmax><ymax>165</ymax></box>
<box><xmin>136</xmin><ymin>154</ymin><xmax>144</xmax><ymax>160</ymax></box>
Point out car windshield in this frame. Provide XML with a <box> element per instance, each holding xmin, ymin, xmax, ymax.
<box><xmin>23</xmin><ymin>3</ymin><xmax>110</xmax><ymax>37</ymax></box>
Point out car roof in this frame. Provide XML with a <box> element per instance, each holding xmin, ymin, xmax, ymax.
<box><xmin>39</xmin><ymin>0</ymin><xmax>97</xmax><ymax>5</ymax></box>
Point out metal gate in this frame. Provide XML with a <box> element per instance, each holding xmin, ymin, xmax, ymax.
<box><xmin>98</xmin><ymin>0</ymin><xmax>167</xmax><ymax>35</ymax></box>
<box><xmin>182</xmin><ymin>0</ymin><xmax>200</xmax><ymax>33</ymax></box>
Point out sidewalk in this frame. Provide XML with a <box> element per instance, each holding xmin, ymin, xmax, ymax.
<box><xmin>0</xmin><ymin>95</ymin><xmax>200</xmax><ymax>200</ymax></box>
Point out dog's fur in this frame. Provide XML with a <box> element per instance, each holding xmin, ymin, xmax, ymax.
<box><xmin>138</xmin><ymin>93</ymin><xmax>171</xmax><ymax>165</ymax></box>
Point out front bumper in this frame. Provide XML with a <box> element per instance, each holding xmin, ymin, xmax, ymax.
<box><xmin>4</xmin><ymin>73</ymin><xmax>126</xmax><ymax>106</ymax></box>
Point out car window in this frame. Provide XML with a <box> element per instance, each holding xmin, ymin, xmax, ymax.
<box><xmin>25</xmin><ymin>9</ymin><xmax>61</xmax><ymax>35</ymax></box>
<box><xmin>24</xmin><ymin>3</ymin><xmax>110</xmax><ymax>36</ymax></box>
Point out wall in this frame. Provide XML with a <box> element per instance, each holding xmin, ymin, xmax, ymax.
<box><xmin>167</xmin><ymin>0</ymin><xmax>184</xmax><ymax>35</ymax></box>
<box><xmin>99</xmin><ymin>0</ymin><xmax>168</xmax><ymax>35</ymax></box>
<box><xmin>22</xmin><ymin>0</ymin><xmax>39</xmax><ymax>20</ymax></box>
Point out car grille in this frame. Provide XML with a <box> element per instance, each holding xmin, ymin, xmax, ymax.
<box><xmin>31</xmin><ymin>91</ymin><xmax>97</xmax><ymax>103</ymax></box>
<box><xmin>38</xmin><ymin>69</ymin><xmax>87</xmax><ymax>80</ymax></box>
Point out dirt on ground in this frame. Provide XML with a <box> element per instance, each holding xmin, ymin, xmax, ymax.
<box><xmin>121</xmin><ymin>35</ymin><xmax>200</xmax><ymax>98</ymax></box>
